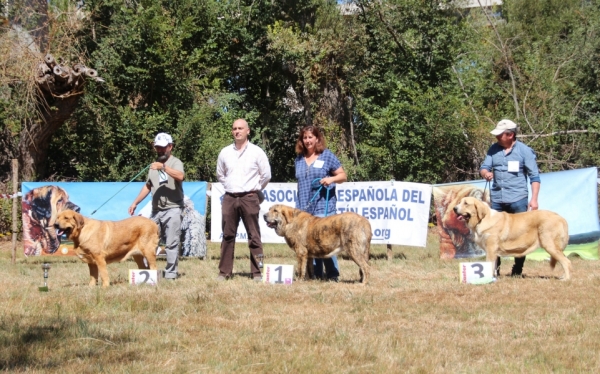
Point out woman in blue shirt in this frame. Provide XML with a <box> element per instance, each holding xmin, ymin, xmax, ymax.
<box><xmin>295</xmin><ymin>126</ymin><xmax>347</xmax><ymax>281</ymax></box>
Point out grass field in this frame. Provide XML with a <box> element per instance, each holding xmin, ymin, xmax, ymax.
<box><xmin>1</xmin><ymin>232</ymin><xmax>600</xmax><ymax>373</ymax></box>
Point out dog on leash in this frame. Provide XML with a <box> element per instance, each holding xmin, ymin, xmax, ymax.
<box><xmin>453</xmin><ymin>197</ymin><xmax>572</xmax><ymax>280</ymax></box>
<box><xmin>263</xmin><ymin>204</ymin><xmax>372</xmax><ymax>284</ymax></box>
<box><xmin>54</xmin><ymin>210</ymin><xmax>159</xmax><ymax>287</ymax></box>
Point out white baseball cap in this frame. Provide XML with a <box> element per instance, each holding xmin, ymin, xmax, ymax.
<box><xmin>490</xmin><ymin>119</ymin><xmax>517</xmax><ymax>135</ymax></box>
<box><xmin>154</xmin><ymin>133</ymin><xmax>173</xmax><ymax>147</ymax></box>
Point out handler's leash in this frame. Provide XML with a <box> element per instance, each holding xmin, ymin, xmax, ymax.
<box><xmin>482</xmin><ymin>180</ymin><xmax>490</xmax><ymax>204</ymax></box>
<box><xmin>302</xmin><ymin>178</ymin><xmax>333</xmax><ymax>280</ymax></box>
<box><xmin>90</xmin><ymin>164</ymin><xmax>151</xmax><ymax>215</ymax></box>
<box><xmin>303</xmin><ymin>178</ymin><xmax>333</xmax><ymax>216</ymax></box>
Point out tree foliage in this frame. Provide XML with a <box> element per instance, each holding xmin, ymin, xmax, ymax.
<box><xmin>457</xmin><ymin>0</ymin><xmax>600</xmax><ymax>171</ymax></box>
<box><xmin>2</xmin><ymin>0</ymin><xmax>600</xmax><ymax>188</ymax></box>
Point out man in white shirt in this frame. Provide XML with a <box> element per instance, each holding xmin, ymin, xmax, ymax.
<box><xmin>216</xmin><ymin>119</ymin><xmax>271</xmax><ymax>282</ymax></box>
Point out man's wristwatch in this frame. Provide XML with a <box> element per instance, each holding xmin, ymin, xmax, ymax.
<box><xmin>161</xmin><ymin>164</ymin><xmax>166</xmax><ymax>171</ymax></box>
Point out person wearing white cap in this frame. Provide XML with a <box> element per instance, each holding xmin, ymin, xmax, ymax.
<box><xmin>480</xmin><ymin>119</ymin><xmax>541</xmax><ymax>277</ymax></box>
<box><xmin>129</xmin><ymin>132</ymin><xmax>185</xmax><ymax>280</ymax></box>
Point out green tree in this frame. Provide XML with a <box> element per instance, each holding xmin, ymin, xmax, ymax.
<box><xmin>47</xmin><ymin>0</ymin><xmax>246</xmax><ymax>182</ymax></box>
<box><xmin>458</xmin><ymin>0</ymin><xmax>600</xmax><ymax>172</ymax></box>
<box><xmin>348</xmin><ymin>0</ymin><xmax>474</xmax><ymax>183</ymax></box>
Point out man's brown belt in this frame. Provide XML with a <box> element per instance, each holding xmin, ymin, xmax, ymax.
<box><xmin>226</xmin><ymin>191</ymin><xmax>258</xmax><ymax>198</ymax></box>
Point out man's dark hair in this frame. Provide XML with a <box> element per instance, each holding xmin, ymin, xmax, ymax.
<box><xmin>506</xmin><ymin>128</ymin><xmax>518</xmax><ymax>137</ymax></box>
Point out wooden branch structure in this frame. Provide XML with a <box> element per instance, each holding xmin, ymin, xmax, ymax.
<box><xmin>35</xmin><ymin>53</ymin><xmax>104</xmax><ymax>99</ymax></box>
<box><xmin>18</xmin><ymin>53</ymin><xmax>104</xmax><ymax>180</ymax></box>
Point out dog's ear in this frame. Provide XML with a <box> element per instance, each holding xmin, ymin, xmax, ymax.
<box><xmin>282</xmin><ymin>206</ymin><xmax>294</xmax><ymax>224</ymax></box>
<box><xmin>476</xmin><ymin>200</ymin><xmax>487</xmax><ymax>222</ymax></box>
<box><xmin>75</xmin><ymin>211</ymin><xmax>85</xmax><ymax>228</ymax></box>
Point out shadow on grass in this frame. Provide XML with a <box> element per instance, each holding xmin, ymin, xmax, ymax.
<box><xmin>367</xmin><ymin>253</ymin><xmax>408</xmax><ymax>261</ymax></box>
<box><xmin>0</xmin><ymin>318</ymin><xmax>71</xmax><ymax>370</ymax></box>
<box><xmin>0</xmin><ymin>316</ymin><xmax>140</xmax><ymax>371</ymax></box>
<box><xmin>497</xmin><ymin>273</ymin><xmax>564</xmax><ymax>281</ymax></box>
<box><xmin>21</xmin><ymin>258</ymin><xmax>80</xmax><ymax>264</ymax></box>
<box><xmin>202</xmin><ymin>252</ymin><xmax>410</xmax><ymax>262</ymax></box>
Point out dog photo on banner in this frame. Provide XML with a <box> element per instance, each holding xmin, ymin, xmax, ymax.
<box><xmin>433</xmin><ymin>167</ymin><xmax>600</xmax><ymax>261</ymax></box>
<box><xmin>22</xmin><ymin>185</ymin><xmax>81</xmax><ymax>256</ymax></box>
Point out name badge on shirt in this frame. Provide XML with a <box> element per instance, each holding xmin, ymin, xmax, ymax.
<box><xmin>507</xmin><ymin>160</ymin><xmax>519</xmax><ymax>173</ymax></box>
<box><xmin>313</xmin><ymin>160</ymin><xmax>324</xmax><ymax>169</ymax></box>
<box><xmin>159</xmin><ymin>170</ymin><xmax>168</xmax><ymax>185</ymax></box>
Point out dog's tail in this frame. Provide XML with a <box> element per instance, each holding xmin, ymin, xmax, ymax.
<box><xmin>364</xmin><ymin>224</ymin><xmax>372</xmax><ymax>262</ymax></box>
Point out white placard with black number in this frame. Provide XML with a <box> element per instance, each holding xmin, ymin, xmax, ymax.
<box><xmin>129</xmin><ymin>269</ymin><xmax>158</xmax><ymax>285</ymax></box>
<box><xmin>263</xmin><ymin>264</ymin><xmax>294</xmax><ymax>285</ymax></box>
<box><xmin>459</xmin><ymin>262</ymin><xmax>495</xmax><ymax>284</ymax></box>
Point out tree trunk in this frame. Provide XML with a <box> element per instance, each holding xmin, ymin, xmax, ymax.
<box><xmin>18</xmin><ymin>54</ymin><xmax>101</xmax><ymax>181</ymax></box>
<box><xmin>18</xmin><ymin>95</ymin><xmax>81</xmax><ymax>180</ymax></box>
<box><xmin>3</xmin><ymin>3</ymin><xmax>102</xmax><ymax>181</ymax></box>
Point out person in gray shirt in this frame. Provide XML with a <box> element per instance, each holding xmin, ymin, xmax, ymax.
<box><xmin>480</xmin><ymin>119</ymin><xmax>541</xmax><ymax>277</ymax></box>
<box><xmin>129</xmin><ymin>132</ymin><xmax>185</xmax><ymax>280</ymax></box>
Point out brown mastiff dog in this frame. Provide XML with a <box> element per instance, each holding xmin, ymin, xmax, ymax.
<box><xmin>453</xmin><ymin>197</ymin><xmax>572</xmax><ymax>280</ymax></box>
<box><xmin>54</xmin><ymin>210</ymin><xmax>159</xmax><ymax>287</ymax></box>
<box><xmin>263</xmin><ymin>204</ymin><xmax>372</xmax><ymax>284</ymax></box>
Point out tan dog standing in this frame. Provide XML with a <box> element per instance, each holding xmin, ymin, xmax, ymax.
<box><xmin>453</xmin><ymin>197</ymin><xmax>572</xmax><ymax>280</ymax></box>
<box><xmin>54</xmin><ymin>210</ymin><xmax>159</xmax><ymax>287</ymax></box>
<box><xmin>263</xmin><ymin>204</ymin><xmax>371</xmax><ymax>284</ymax></box>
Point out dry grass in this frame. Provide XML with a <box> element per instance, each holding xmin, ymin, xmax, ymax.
<box><xmin>1</xmin><ymin>232</ymin><xmax>600</xmax><ymax>373</ymax></box>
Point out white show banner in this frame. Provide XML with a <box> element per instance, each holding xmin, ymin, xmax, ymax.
<box><xmin>211</xmin><ymin>181</ymin><xmax>432</xmax><ymax>247</ymax></box>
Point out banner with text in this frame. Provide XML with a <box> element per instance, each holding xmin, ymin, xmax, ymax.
<box><xmin>211</xmin><ymin>181</ymin><xmax>432</xmax><ymax>246</ymax></box>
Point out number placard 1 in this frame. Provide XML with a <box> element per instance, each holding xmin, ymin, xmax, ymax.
<box><xmin>129</xmin><ymin>269</ymin><xmax>158</xmax><ymax>285</ymax></box>
<box><xmin>459</xmin><ymin>262</ymin><xmax>496</xmax><ymax>284</ymax></box>
<box><xmin>263</xmin><ymin>264</ymin><xmax>294</xmax><ymax>285</ymax></box>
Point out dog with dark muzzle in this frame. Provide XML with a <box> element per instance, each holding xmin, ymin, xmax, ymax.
<box><xmin>264</xmin><ymin>204</ymin><xmax>371</xmax><ymax>284</ymax></box>
<box><xmin>54</xmin><ymin>210</ymin><xmax>159</xmax><ymax>287</ymax></box>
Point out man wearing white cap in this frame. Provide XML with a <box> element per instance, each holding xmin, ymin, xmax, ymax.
<box><xmin>480</xmin><ymin>119</ymin><xmax>541</xmax><ymax>277</ymax></box>
<box><xmin>129</xmin><ymin>132</ymin><xmax>185</xmax><ymax>280</ymax></box>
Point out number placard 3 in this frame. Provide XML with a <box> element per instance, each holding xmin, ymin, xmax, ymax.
<box><xmin>263</xmin><ymin>264</ymin><xmax>294</xmax><ymax>285</ymax></box>
<box><xmin>459</xmin><ymin>262</ymin><xmax>495</xmax><ymax>284</ymax></box>
<box><xmin>129</xmin><ymin>269</ymin><xmax>158</xmax><ymax>285</ymax></box>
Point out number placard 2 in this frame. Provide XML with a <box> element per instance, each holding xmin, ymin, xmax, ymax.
<box><xmin>129</xmin><ymin>269</ymin><xmax>158</xmax><ymax>285</ymax></box>
<box><xmin>263</xmin><ymin>264</ymin><xmax>294</xmax><ymax>285</ymax></box>
<box><xmin>459</xmin><ymin>262</ymin><xmax>495</xmax><ymax>284</ymax></box>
